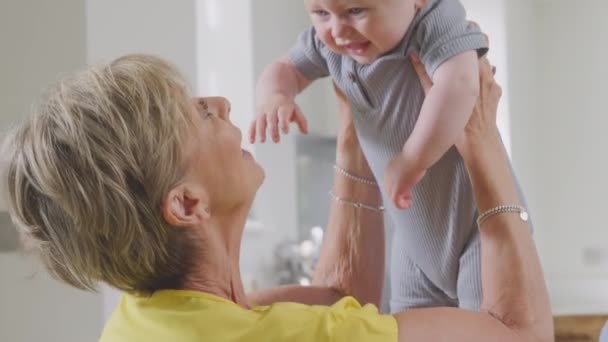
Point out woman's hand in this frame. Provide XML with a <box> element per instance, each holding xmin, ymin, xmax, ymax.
<box><xmin>409</xmin><ymin>53</ymin><xmax>502</xmax><ymax>160</ymax></box>
<box><xmin>455</xmin><ymin>57</ymin><xmax>502</xmax><ymax>157</ymax></box>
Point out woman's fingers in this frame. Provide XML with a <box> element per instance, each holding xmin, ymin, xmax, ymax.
<box><xmin>479</xmin><ymin>57</ymin><xmax>494</xmax><ymax>85</ymax></box>
<box><xmin>409</xmin><ymin>53</ymin><xmax>433</xmax><ymax>95</ymax></box>
<box><xmin>467</xmin><ymin>21</ymin><xmax>493</xmax><ymax>75</ymax></box>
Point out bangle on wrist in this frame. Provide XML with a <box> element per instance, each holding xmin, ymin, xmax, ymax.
<box><xmin>477</xmin><ymin>205</ymin><xmax>529</xmax><ymax>227</ymax></box>
<box><xmin>329</xmin><ymin>191</ymin><xmax>384</xmax><ymax>213</ymax></box>
<box><xmin>334</xmin><ymin>164</ymin><xmax>377</xmax><ymax>186</ymax></box>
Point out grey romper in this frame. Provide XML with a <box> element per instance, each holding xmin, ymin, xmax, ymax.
<box><xmin>290</xmin><ymin>0</ymin><xmax>529</xmax><ymax>312</ymax></box>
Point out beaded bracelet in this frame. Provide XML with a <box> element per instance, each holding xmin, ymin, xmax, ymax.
<box><xmin>333</xmin><ymin>164</ymin><xmax>378</xmax><ymax>186</ymax></box>
<box><xmin>476</xmin><ymin>205</ymin><xmax>529</xmax><ymax>227</ymax></box>
<box><xmin>329</xmin><ymin>191</ymin><xmax>384</xmax><ymax>213</ymax></box>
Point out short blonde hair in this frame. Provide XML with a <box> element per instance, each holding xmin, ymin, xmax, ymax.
<box><xmin>2</xmin><ymin>54</ymin><xmax>198</xmax><ymax>293</ymax></box>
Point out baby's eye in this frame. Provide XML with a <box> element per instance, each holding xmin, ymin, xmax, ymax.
<box><xmin>312</xmin><ymin>9</ymin><xmax>330</xmax><ymax>17</ymax></box>
<box><xmin>348</xmin><ymin>8</ymin><xmax>365</xmax><ymax>15</ymax></box>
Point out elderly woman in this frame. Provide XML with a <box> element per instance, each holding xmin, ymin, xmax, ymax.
<box><xmin>2</xmin><ymin>53</ymin><xmax>552</xmax><ymax>341</ymax></box>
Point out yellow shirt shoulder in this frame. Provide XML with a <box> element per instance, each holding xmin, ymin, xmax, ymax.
<box><xmin>100</xmin><ymin>290</ymin><xmax>397</xmax><ymax>342</ymax></box>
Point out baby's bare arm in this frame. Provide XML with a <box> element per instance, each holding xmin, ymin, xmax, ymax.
<box><xmin>402</xmin><ymin>51</ymin><xmax>479</xmax><ymax>170</ymax></box>
<box><xmin>255</xmin><ymin>56</ymin><xmax>312</xmax><ymax>104</ymax></box>
<box><xmin>250</xmin><ymin>56</ymin><xmax>314</xmax><ymax>143</ymax></box>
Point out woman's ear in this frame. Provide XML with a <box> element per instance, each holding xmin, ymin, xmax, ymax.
<box><xmin>162</xmin><ymin>184</ymin><xmax>211</xmax><ymax>228</ymax></box>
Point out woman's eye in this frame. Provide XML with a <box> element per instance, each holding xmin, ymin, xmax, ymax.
<box><xmin>348</xmin><ymin>8</ymin><xmax>365</xmax><ymax>15</ymax></box>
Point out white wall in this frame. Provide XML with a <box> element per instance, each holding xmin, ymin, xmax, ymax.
<box><xmin>86</xmin><ymin>0</ymin><xmax>198</xmax><ymax>86</ymax></box>
<box><xmin>505</xmin><ymin>0</ymin><xmax>542</xmax><ymax>219</ymax></box>
<box><xmin>0</xmin><ymin>255</ymin><xmax>102</xmax><ymax>342</ymax></box>
<box><xmin>507</xmin><ymin>0</ymin><xmax>608</xmax><ymax>314</ymax></box>
<box><xmin>0</xmin><ymin>1</ymin><xmax>103</xmax><ymax>341</ymax></box>
<box><xmin>534</xmin><ymin>0</ymin><xmax>608</xmax><ymax>314</ymax></box>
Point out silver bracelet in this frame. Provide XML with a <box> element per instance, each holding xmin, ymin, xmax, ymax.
<box><xmin>329</xmin><ymin>191</ymin><xmax>384</xmax><ymax>213</ymax></box>
<box><xmin>476</xmin><ymin>205</ymin><xmax>529</xmax><ymax>227</ymax></box>
<box><xmin>333</xmin><ymin>164</ymin><xmax>378</xmax><ymax>186</ymax></box>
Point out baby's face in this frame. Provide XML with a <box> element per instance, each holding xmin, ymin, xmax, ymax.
<box><xmin>305</xmin><ymin>0</ymin><xmax>422</xmax><ymax>64</ymax></box>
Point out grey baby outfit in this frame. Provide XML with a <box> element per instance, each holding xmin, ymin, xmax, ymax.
<box><xmin>289</xmin><ymin>0</ymin><xmax>529</xmax><ymax>312</ymax></box>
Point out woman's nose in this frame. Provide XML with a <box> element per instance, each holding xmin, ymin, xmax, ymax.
<box><xmin>207</xmin><ymin>96</ymin><xmax>232</xmax><ymax>120</ymax></box>
<box><xmin>217</xmin><ymin>97</ymin><xmax>231</xmax><ymax>120</ymax></box>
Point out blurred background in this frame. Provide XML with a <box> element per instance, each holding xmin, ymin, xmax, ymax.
<box><xmin>0</xmin><ymin>0</ymin><xmax>606</xmax><ymax>340</ymax></box>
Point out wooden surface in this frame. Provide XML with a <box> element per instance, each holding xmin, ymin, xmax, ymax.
<box><xmin>554</xmin><ymin>315</ymin><xmax>607</xmax><ymax>342</ymax></box>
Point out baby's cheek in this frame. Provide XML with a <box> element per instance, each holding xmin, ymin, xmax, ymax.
<box><xmin>318</xmin><ymin>32</ymin><xmax>333</xmax><ymax>47</ymax></box>
<box><xmin>323</xmin><ymin>39</ymin><xmax>345</xmax><ymax>56</ymax></box>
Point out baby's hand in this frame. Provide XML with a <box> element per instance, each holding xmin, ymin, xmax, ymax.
<box><xmin>249</xmin><ymin>93</ymin><xmax>308</xmax><ymax>143</ymax></box>
<box><xmin>383</xmin><ymin>154</ymin><xmax>426</xmax><ymax>209</ymax></box>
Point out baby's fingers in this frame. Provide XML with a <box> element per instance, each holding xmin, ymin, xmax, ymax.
<box><xmin>256</xmin><ymin>113</ymin><xmax>268</xmax><ymax>143</ymax></box>
<box><xmin>277</xmin><ymin>106</ymin><xmax>293</xmax><ymax>135</ymax></box>
<box><xmin>293</xmin><ymin>106</ymin><xmax>308</xmax><ymax>134</ymax></box>
<box><xmin>267</xmin><ymin>110</ymin><xmax>280</xmax><ymax>143</ymax></box>
<box><xmin>249</xmin><ymin>119</ymin><xmax>257</xmax><ymax>143</ymax></box>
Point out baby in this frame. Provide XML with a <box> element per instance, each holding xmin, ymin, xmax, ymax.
<box><xmin>250</xmin><ymin>0</ymin><xmax>492</xmax><ymax>311</ymax></box>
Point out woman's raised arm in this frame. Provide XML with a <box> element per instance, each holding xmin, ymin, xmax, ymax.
<box><xmin>248</xmin><ymin>85</ymin><xmax>386</xmax><ymax>307</ymax></box>
<box><xmin>392</xmin><ymin>55</ymin><xmax>553</xmax><ymax>342</ymax></box>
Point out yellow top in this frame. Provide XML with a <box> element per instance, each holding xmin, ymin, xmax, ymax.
<box><xmin>100</xmin><ymin>290</ymin><xmax>398</xmax><ymax>342</ymax></box>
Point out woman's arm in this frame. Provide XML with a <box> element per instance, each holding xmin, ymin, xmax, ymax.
<box><xmin>310</xmin><ymin>84</ymin><xmax>385</xmax><ymax>307</ymax></box>
<box><xmin>393</xmin><ymin>55</ymin><xmax>553</xmax><ymax>341</ymax></box>
<box><xmin>248</xmin><ymin>84</ymin><xmax>386</xmax><ymax>308</ymax></box>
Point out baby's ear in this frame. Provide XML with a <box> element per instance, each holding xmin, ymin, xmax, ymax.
<box><xmin>415</xmin><ymin>0</ymin><xmax>428</xmax><ymax>10</ymax></box>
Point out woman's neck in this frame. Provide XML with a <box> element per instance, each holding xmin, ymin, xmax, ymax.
<box><xmin>181</xmin><ymin>207</ymin><xmax>250</xmax><ymax>308</ymax></box>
